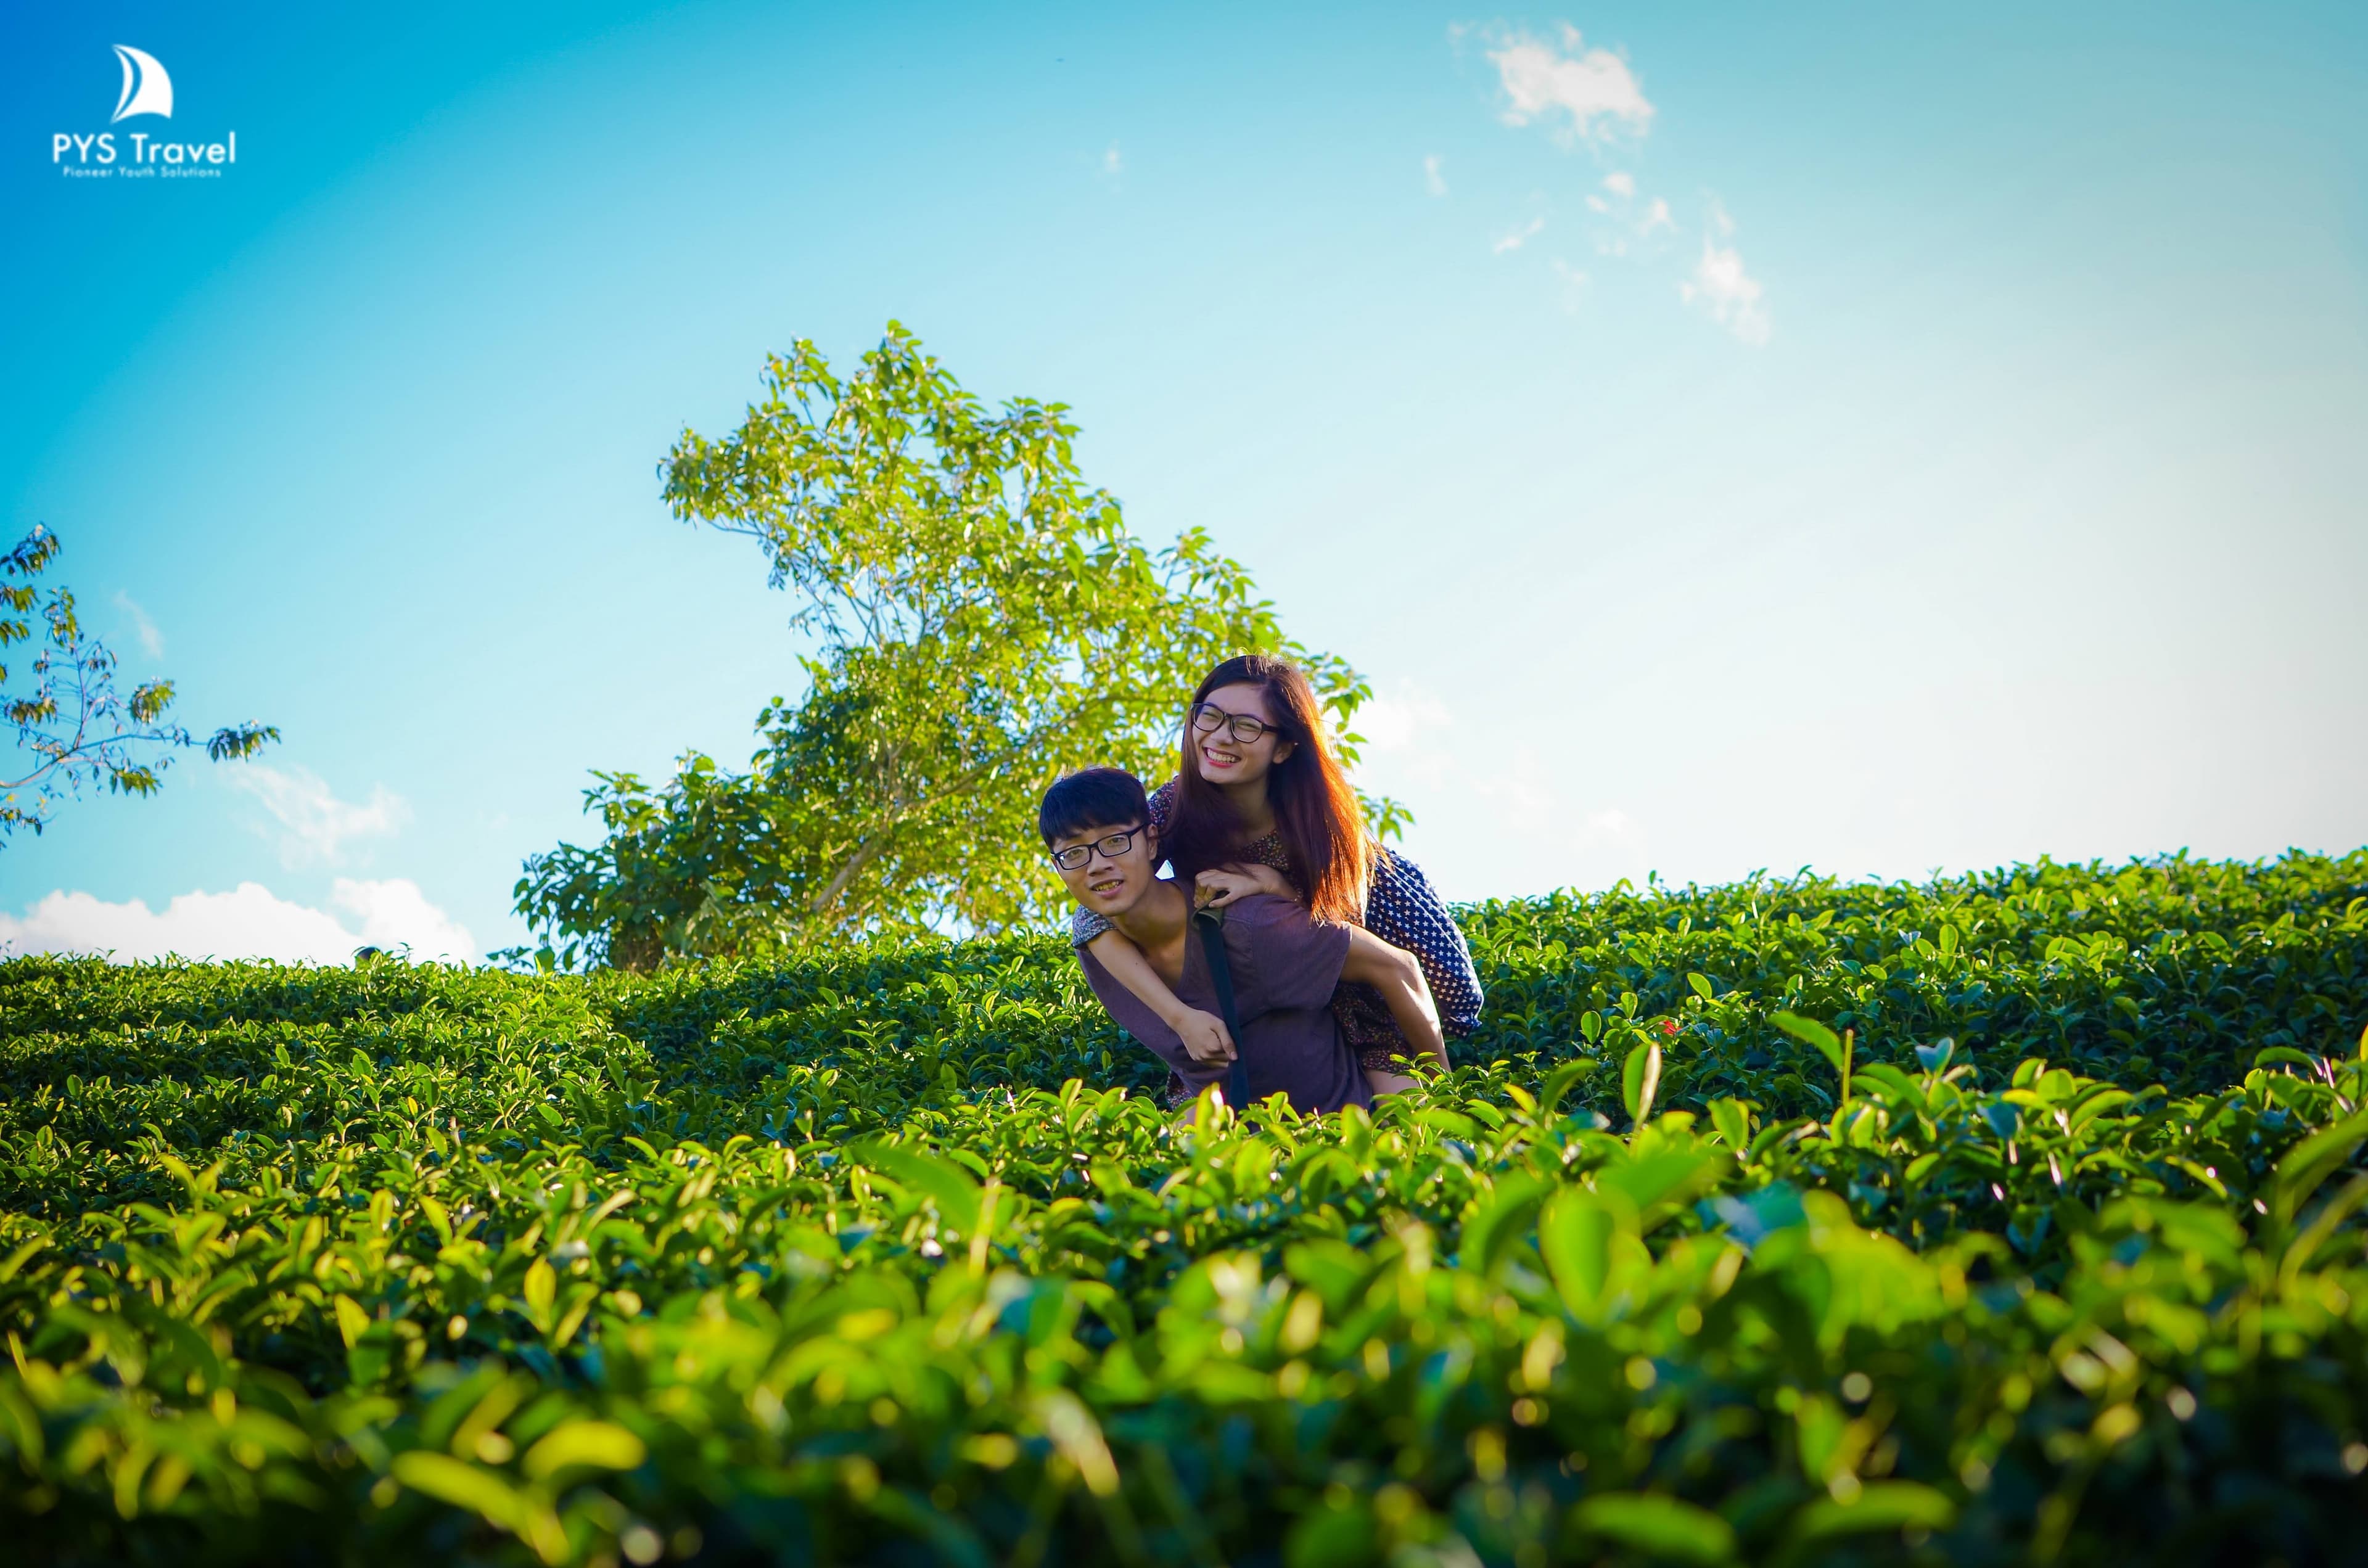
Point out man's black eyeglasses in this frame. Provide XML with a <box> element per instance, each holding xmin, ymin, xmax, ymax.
<box><xmin>1190</xmin><ymin>702</ymin><xmax>1278</xmax><ymax>744</ymax></box>
<box><xmin>1050</xmin><ymin>825</ymin><xmax>1151</xmax><ymax>871</ymax></box>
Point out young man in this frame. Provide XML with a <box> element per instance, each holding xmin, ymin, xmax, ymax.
<box><xmin>1041</xmin><ymin>766</ymin><xmax>1445</xmax><ymax>1115</ymax></box>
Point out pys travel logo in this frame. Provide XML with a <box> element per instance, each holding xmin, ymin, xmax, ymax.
<box><xmin>112</xmin><ymin>44</ymin><xmax>173</xmax><ymax>120</ymax></box>
<box><xmin>52</xmin><ymin>46</ymin><xmax>238</xmax><ymax>180</ymax></box>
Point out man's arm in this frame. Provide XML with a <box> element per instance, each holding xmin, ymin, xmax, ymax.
<box><xmin>1082</xmin><ymin>927</ymin><xmax>1233</xmax><ymax>1064</ymax></box>
<box><xmin>1339</xmin><ymin>927</ymin><xmax>1448</xmax><ymax>1072</ymax></box>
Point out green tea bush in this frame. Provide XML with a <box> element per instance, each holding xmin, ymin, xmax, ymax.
<box><xmin>2</xmin><ymin>851</ymin><xmax>2364</xmax><ymax>1566</ymax></box>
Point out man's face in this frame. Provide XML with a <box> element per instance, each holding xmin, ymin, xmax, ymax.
<box><xmin>1050</xmin><ymin>819</ymin><xmax>1159</xmax><ymax>917</ymax></box>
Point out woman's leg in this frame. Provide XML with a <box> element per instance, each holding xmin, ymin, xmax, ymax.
<box><xmin>1338</xmin><ymin>985</ymin><xmax>1433</xmax><ymax>1096</ymax></box>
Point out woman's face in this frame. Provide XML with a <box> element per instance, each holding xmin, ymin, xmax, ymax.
<box><xmin>1188</xmin><ymin>681</ymin><xmax>1296</xmax><ymax>791</ymax></box>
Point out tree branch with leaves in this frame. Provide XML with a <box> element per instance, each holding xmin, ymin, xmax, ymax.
<box><xmin>2</xmin><ymin>527</ymin><xmax>278</xmax><ymax>842</ymax></box>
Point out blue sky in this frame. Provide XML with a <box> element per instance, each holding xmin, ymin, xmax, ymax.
<box><xmin>4</xmin><ymin>0</ymin><xmax>2364</xmax><ymax>961</ymax></box>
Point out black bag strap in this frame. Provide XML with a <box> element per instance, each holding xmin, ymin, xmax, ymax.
<box><xmin>1193</xmin><ymin>908</ymin><xmax>1254</xmax><ymax>1109</ymax></box>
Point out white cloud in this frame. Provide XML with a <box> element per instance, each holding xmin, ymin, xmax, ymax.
<box><xmin>1102</xmin><ymin>142</ymin><xmax>1123</xmax><ymax>176</ymax></box>
<box><xmin>1356</xmin><ymin>684</ymin><xmax>1454</xmax><ymax>753</ymax></box>
<box><xmin>113</xmin><ymin>591</ymin><xmax>163</xmax><ymax>657</ymax></box>
<box><xmin>1465</xmin><ymin>748</ymin><xmax>1653</xmax><ymax>890</ymax></box>
<box><xmin>1468</xmin><ymin>27</ymin><xmax>1760</xmax><ymax>336</ymax></box>
<box><xmin>229</xmin><ymin>765</ymin><xmax>409</xmax><ymax>866</ymax></box>
<box><xmin>331</xmin><ymin>879</ymin><xmax>478</xmax><ymax>961</ymax></box>
<box><xmin>1486</xmin><ymin>25</ymin><xmax>1654</xmax><ymax>144</ymax></box>
<box><xmin>1468</xmin><ymin>745</ymin><xmax>1560</xmax><ymax>829</ymax></box>
<box><xmin>1352</xmin><ymin>680</ymin><xmax>1458</xmax><ymax>790</ymax></box>
<box><xmin>1585</xmin><ymin>173</ymin><xmax>1672</xmax><ymax>243</ymax></box>
<box><xmin>1423</xmin><ymin>154</ymin><xmax>1447</xmax><ymax>196</ymax></box>
<box><xmin>1680</xmin><ymin>207</ymin><xmax>1772</xmax><ymax>345</ymax></box>
<box><xmin>0</xmin><ymin>879</ymin><xmax>477</xmax><ymax>964</ymax></box>
<box><xmin>1349</xmin><ymin>692</ymin><xmax>1650</xmax><ymax>895</ymax></box>
<box><xmin>1492</xmin><ymin>215</ymin><xmax>1546</xmax><ymax>254</ymax></box>
<box><xmin>1552</xmin><ymin>257</ymin><xmax>1590</xmax><ymax>311</ymax></box>
<box><xmin>1571</xmin><ymin>808</ymin><xmax>1653</xmax><ymax>890</ymax></box>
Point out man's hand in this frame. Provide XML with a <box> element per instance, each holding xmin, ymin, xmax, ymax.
<box><xmin>1167</xmin><ymin>1006</ymin><xmax>1236</xmax><ymax>1064</ymax></box>
<box><xmin>1196</xmin><ymin>862</ymin><xmax>1295</xmax><ymax>909</ymax></box>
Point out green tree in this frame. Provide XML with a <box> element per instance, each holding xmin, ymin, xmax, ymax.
<box><xmin>2</xmin><ymin>526</ymin><xmax>278</xmax><ymax>842</ymax></box>
<box><xmin>514</xmin><ymin>324</ymin><xmax>1397</xmax><ymax>970</ymax></box>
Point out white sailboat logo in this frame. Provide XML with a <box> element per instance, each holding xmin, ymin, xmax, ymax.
<box><xmin>110</xmin><ymin>45</ymin><xmax>174</xmax><ymax>123</ymax></box>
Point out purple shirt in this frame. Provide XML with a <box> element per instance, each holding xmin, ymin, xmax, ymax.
<box><xmin>1078</xmin><ymin>893</ymin><xmax>1374</xmax><ymax>1115</ymax></box>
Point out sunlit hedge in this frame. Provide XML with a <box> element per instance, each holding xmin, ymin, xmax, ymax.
<box><xmin>2</xmin><ymin>851</ymin><xmax>2364</xmax><ymax>1564</ymax></box>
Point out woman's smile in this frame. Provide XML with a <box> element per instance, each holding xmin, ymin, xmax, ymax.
<box><xmin>1187</xmin><ymin>682</ymin><xmax>1290</xmax><ymax>790</ymax></box>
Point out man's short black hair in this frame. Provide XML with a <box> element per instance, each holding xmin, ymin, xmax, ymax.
<box><xmin>1040</xmin><ymin>767</ymin><xmax>1150</xmax><ymax>847</ymax></box>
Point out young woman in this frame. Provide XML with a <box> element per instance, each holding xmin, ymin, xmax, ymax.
<box><xmin>1073</xmin><ymin>653</ymin><xmax>1484</xmax><ymax>1097</ymax></box>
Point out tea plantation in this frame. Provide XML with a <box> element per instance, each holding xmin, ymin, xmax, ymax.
<box><xmin>4</xmin><ymin>852</ymin><xmax>2366</xmax><ymax>1566</ymax></box>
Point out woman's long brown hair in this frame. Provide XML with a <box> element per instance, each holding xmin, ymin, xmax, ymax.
<box><xmin>1164</xmin><ymin>654</ymin><xmax>1373</xmax><ymax>923</ymax></box>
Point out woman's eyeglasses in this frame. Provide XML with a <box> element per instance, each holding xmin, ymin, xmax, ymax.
<box><xmin>1190</xmin><ymin>702</ymin><xmax>1279</xmax><ymax>744</ymax></box>
<box><xmin>1048</xmin><ymin>824</ymin><xmax>1151</xmax><ymax>871</ymax></box>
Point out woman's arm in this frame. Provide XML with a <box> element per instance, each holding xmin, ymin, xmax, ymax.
<box><xmin>1195</xmin><ymin>861</ymin><xmax>1294</xmax><ymax>908</ymax></box>
<box><xmin>1338</xmin><ymin>927</ymin><xmax>1447</xmax><ymax>1072</ymax></box>
<box><xmin>1081</xmin><ymin>927</ymin><xmax>1235</xmax><ymax>1064</ymax></box>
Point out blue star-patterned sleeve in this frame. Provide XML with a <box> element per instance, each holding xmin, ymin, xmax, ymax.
<box><xmin>1363</xmin><ymin>846</ymin><xmax>1484</xmax><ymax>1037</ymax></box>
<box><xmin>1068</xmin><ymin>899</ymin><xmax>1116</xmax><ymax>948</ymax></box>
